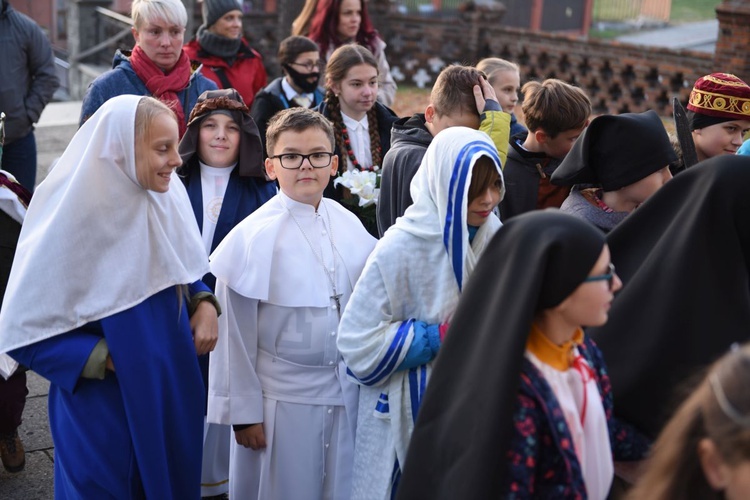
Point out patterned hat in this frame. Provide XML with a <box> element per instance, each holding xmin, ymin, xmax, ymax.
<box><xmin>687</xmin><ymin>73</ymin><xmax>750</xmax><ymax>121</ymax></box>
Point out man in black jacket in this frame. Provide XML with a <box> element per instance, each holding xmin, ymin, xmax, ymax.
<box><xmin>0</xmin><ymin>0</ymin><xmax>59</xmax><ymax>191</ymax></box>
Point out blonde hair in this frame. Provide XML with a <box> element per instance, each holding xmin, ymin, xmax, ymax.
<box><xmin>476</xmin><ymin>58</ymin><xmax>520</xmax><ymax>86</ymax></box>
<box><xmin>291</xmin><ymin>0</ymin><xmax>318</xmax><ymax>36</ymax></box>
<box><xmin>628</xmin><ymin>344</ymin><xmax>750</xmax><ymax>500</ymax></box>
<box><xmin>131</xmin><ymin>0</ymin><xmax>187</xmax><ymax>30</ymax></box>
<box><xmin>135</xmin><ymin>97</ymin><xmax>177</xmax><ymax>146</ymax></box>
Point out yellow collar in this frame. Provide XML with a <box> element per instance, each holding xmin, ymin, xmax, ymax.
<box><xmin>526</xmin><ymin>324</ymin><xmax>584</xmax><ymax>371</ymax></box>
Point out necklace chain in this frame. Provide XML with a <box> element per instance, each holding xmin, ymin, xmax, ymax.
<box><xmin>281</xmin><ymin>197</ymin><xmax>343</xmax><ymax>318</ymax></box>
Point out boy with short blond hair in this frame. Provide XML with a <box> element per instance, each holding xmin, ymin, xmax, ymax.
<box><xmin>377</xmin><ymin>64</ymin><xmax>510</xmax><ymax>236</ymax></box>
<box><xmin>499</xmin><ymin>78</ymin><xmax>591</xmax><ymax>220</ymax></box>
<box><xmin>207</xmin><ymin>107</ymin><xmax>376</xmax><ymax>500</ymax></box>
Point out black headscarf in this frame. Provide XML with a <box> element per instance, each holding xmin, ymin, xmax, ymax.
<box><xmin>588</xmin><ymin>154</ymin><xmax>750</xmax><ymax>439</ymax></box>
<box><xmin>551</xmin><ymin>110</ymin><xmax>676</xmax><ymax>191</ymax></box>
<box><xmin>179</xmin><ymin>88</ymin><xmax>266</xmax><ymax>179</ymax></box>
<box><xmin>396</xmin><ymin>210</ymin><xmax>605</xmax><ymax>500</ymax></box>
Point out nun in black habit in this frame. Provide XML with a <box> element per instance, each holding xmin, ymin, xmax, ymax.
<box><xmin>587</xmin><ymin>154</ymin><xmax>750</xmax><ymax>440</ymax></box>
<box><xmin>396</xmin><ymin>211</ymin><xmax>648</xmax><ymax>500</ymax></box>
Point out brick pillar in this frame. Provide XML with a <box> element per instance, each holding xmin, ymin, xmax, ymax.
<box><xmin>715</xmin><ymin>0</ymin><xmax>750</xmax><ymax>82</ymax></box>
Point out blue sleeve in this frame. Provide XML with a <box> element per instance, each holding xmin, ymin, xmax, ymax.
<box><xmin>189</xmin><ymin>280</ymin><xmax>211</xmax><ymax>296</ymax></box>
<box><xmin>482</xmin><ymin>99</ymin><xmax>502</xmax><ymax>112</ymax></box>
<box><xmin>396</xmin><ymin>321</ymin><xmax>441</xmax><ymax>371</ymax></box>
<box><xmin>8</xmin><ymin>327</ymin><xmax>103</xmax><ymax>394</ymax></box>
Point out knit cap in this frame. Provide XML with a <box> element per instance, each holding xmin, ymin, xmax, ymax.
<box><xmin>202</xmin><ymin>0</ymin><xmax>242</xmax><ymax>28</ymax></box>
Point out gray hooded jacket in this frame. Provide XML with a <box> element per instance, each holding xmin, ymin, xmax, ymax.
<box><xmin>0</xmin><ymin>0</ymin><xmax>59</xmax><ymax>143</ymax></box>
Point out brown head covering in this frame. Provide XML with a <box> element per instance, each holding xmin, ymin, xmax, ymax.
<box><xmin>179</xmin><ymin>88</ymin><xmax>266</xmax><ymax>178</ymax></box>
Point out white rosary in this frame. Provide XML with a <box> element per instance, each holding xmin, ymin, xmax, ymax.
<box><xmin>281</xmin><ymin>198</ymin><xmax>343</xmax><ymax>319</ymax></box>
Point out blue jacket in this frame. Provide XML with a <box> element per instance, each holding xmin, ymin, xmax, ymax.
<box><xmin>79</xmin><ymin>50</ymin><xmax>218</xmax><ymax>126</ymax></box>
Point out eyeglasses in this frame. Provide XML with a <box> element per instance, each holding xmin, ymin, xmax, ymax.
<box><xmin>582</xmin><ymin>262</ymin><xmax>616</xmax><ymax>290</ymax></box>
<box><xmin>289</xmin><ymin>60</ymin><xmax>322</xmax><ymax>71</ymax></box>
<box><xmin>270</xmin><ymin>152</ymin><xmax>335</xmax><ymax>170</ymax></box>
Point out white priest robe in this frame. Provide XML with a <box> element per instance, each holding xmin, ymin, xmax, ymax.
<box><xmin>208</xmin><ymin>191</ymin><xmax>376</xmax><ymax>500</ymax></box>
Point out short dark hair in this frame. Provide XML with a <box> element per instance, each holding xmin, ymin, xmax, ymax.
<box><xmin>521</xmin><ymin>79</ymin><xmax>591</xmax><ymax>137</ymax></box>
<box><xmin>265</xmin><ymin>107</ymin><xmax>335</xmax><ymax>156</ymax></box>
<box><xmin>278</xmin><ymin>36</ymin><xmax>320</xmax><ymax>66</ymax></box>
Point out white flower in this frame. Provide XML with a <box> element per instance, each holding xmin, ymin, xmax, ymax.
<box><xmin>334</xmin><ymin>170</ymin><xmax>380</xmax><ymax>207</ymax></box>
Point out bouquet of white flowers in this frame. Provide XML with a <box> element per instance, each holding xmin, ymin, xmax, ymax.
<box><xmin>333</xmin><ymin>167</ymin><xmax>381</xmax><ymax>235</ymax></box>
<box><xmin>333</xmin><ymin>169</ymin><xmax>380</xmax><ymax>207</ymax></box>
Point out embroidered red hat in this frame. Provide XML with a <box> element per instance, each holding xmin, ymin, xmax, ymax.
<box><xmin>687</xmin><ymin>73</ymin><xmax>750</xmax><ymax>121</ymax></box>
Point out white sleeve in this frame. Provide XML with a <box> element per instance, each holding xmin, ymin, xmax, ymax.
<box><xmin>207</xmin><ymin>281</ymin><xmax>264</xmax><ymax>425</ymax></box>
<box><xmin>337</xmin><ymin>260</ymin><xmax>415</xmax><ymax>387</ymax></box>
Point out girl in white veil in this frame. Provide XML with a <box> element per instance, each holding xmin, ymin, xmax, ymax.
<box><xmin>337</xmin><ymin>126</ymin><xmax>505</xmax><ymax>499</ymax></box>
<box><xmin>0</xmin><ymin>95</ymin><xmax>218</xmax><ymax>498</ymax></box>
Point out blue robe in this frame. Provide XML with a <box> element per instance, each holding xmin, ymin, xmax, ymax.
<box><xmin>10</xmin><ymin>284</ymin><xmax>207</xmax><ymax>499</ymax></box>
<box><xmin>182</xmin><ymin>161</ymin><xmax>275</xmax><ymax>392</ymax></box>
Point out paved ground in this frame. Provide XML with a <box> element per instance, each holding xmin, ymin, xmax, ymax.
<box><xmin>0</xmin><ymin>372</ymin><xmax>54</xmax><ymax>499</ymax></box>
<box><xmin>616</xmin><ymin>19</ymin><xmax>717</xmax><ymax>53</ymax></box>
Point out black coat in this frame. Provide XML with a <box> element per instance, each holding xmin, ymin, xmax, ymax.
<box><xmin>589</xmin><ymin>155</ymin><xmax>750</xmax><ymax>438</ymax></box>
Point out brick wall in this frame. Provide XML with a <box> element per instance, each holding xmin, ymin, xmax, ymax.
<box><xmin>245</xmin><ymin>5</ymin><xmax>727</xmax><ymax>118</ymax></box>
<box><xmin>714</xmin><ymin>1</ymin><xmax>750</xmax><ymax>79</ymax></box>
<box><xmin>371</xmin><ymin>13</ymin><xmax>717</xmax><ymax>117</ymax></box>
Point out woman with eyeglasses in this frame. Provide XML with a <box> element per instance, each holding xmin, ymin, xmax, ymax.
<box><xmin>551</xmin><ymin>110</ymin><xmax>676</xmax><ymax>234</ymax></box>
<box><xmin>250</xmin><ymin>36</ymin><xmax>326</xmax><ymax>157</ymax></box>
<box><xmin>396</xmin><ymin>210</ymin><xmax>650</xmax><ymax>500</ymax></box>
<box><xmin>183</xmin><ymin>0</ymin><xmax>268</xmax><ymax>109</ymax></box>
<box><xmin>80</xmin><ymin>0</ymin><xmax>217</xmax><ymax>136</ymax></box>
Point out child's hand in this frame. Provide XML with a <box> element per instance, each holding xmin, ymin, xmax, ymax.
<box><xmin>235</xmin><ymin>423</ymin><xmax>267</xmax><ymax>450</ymax></box>
<box><xmin>473</xmin><ymin>77</ymin><xmax>500</xmax><ymax>114</ymax></box>
<box><xmin>191</xmin><ymin>300</ymin><xmax>219</xmax><ymax>355</ymax></box>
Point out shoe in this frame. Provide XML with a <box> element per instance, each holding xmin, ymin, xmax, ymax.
<box><xmin>0</xmin><ymin>430</ymin><xmax>25</xmax><ymax>473</ymax></box>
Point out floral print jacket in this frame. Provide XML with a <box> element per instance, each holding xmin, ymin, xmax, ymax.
<box><xmin>504</xmin><ymin>337</ymin><xmax>650</xmax><ymax>499</ymax></box>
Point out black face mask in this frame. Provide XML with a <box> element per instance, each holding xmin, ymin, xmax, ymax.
<box><xmin>283</xmin><ymin>64</ymin><xmax>321</xmax><ymax>94</ymax></box>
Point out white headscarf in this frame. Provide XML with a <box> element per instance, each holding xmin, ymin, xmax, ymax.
<box><xmin>0</xmin><ymin>95</ymin><xmax>209</xmax><ymax>378</ymax></box>
<box><xmin>398</xmin><ymin>126</ymin><xmax>504</xmax><ymax>290</ymax></box>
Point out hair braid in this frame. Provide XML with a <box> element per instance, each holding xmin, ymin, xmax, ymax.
<box><xmin>367</xmin><ymin>106</ymin><xmax>382</xmax><ymax>168</ymax></box>
<box><xmin>325</xmin><ymin>89</ymin><xmax>347</xmax><ymax>173</ymax></box>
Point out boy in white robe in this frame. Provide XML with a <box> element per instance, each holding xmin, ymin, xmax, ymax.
<box><xmin>207</xmin><ymin>107</ymin><xmax>376</xmax><ymax>500</ymax></box>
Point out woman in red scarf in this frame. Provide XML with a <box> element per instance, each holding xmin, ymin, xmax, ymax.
<box><xmin>183</xmin><ymin>0</ymin><xmax>268</xmax><ymax>108</ymax></box>
<box><xmin>79</xmin><ymin>0</ymin><xmax>217</xmax><ymax>137</ymax></box>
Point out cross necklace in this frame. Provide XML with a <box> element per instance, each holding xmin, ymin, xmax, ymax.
<box><xmin>281</xmin><ymin>197</ymin><xmax>343</xmax><ymax>318</ymax></box>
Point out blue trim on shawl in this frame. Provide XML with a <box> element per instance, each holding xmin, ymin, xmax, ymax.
<box><xmin>442</xmin><ymin>141</ymin><xmax>502</xmax><ymax>290</ymax></box>
<box><xmin>375</xmin><ymin>392</ymin><xmax>390</xmax><ymax>414</ymax></box>
<box><xmin>390</xmin><ymin>458</ymin><xmax>401</xmax><ymax>500</ymax></box>
<box><xmin>407</xmin><ymin>364</ymin><xmax>429</xmax><ymax>424</ymax></box>
<box><xmin>347</xmin><ymin>319</ymin><xmax>414</xmax><ymax>386</ymax></box>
